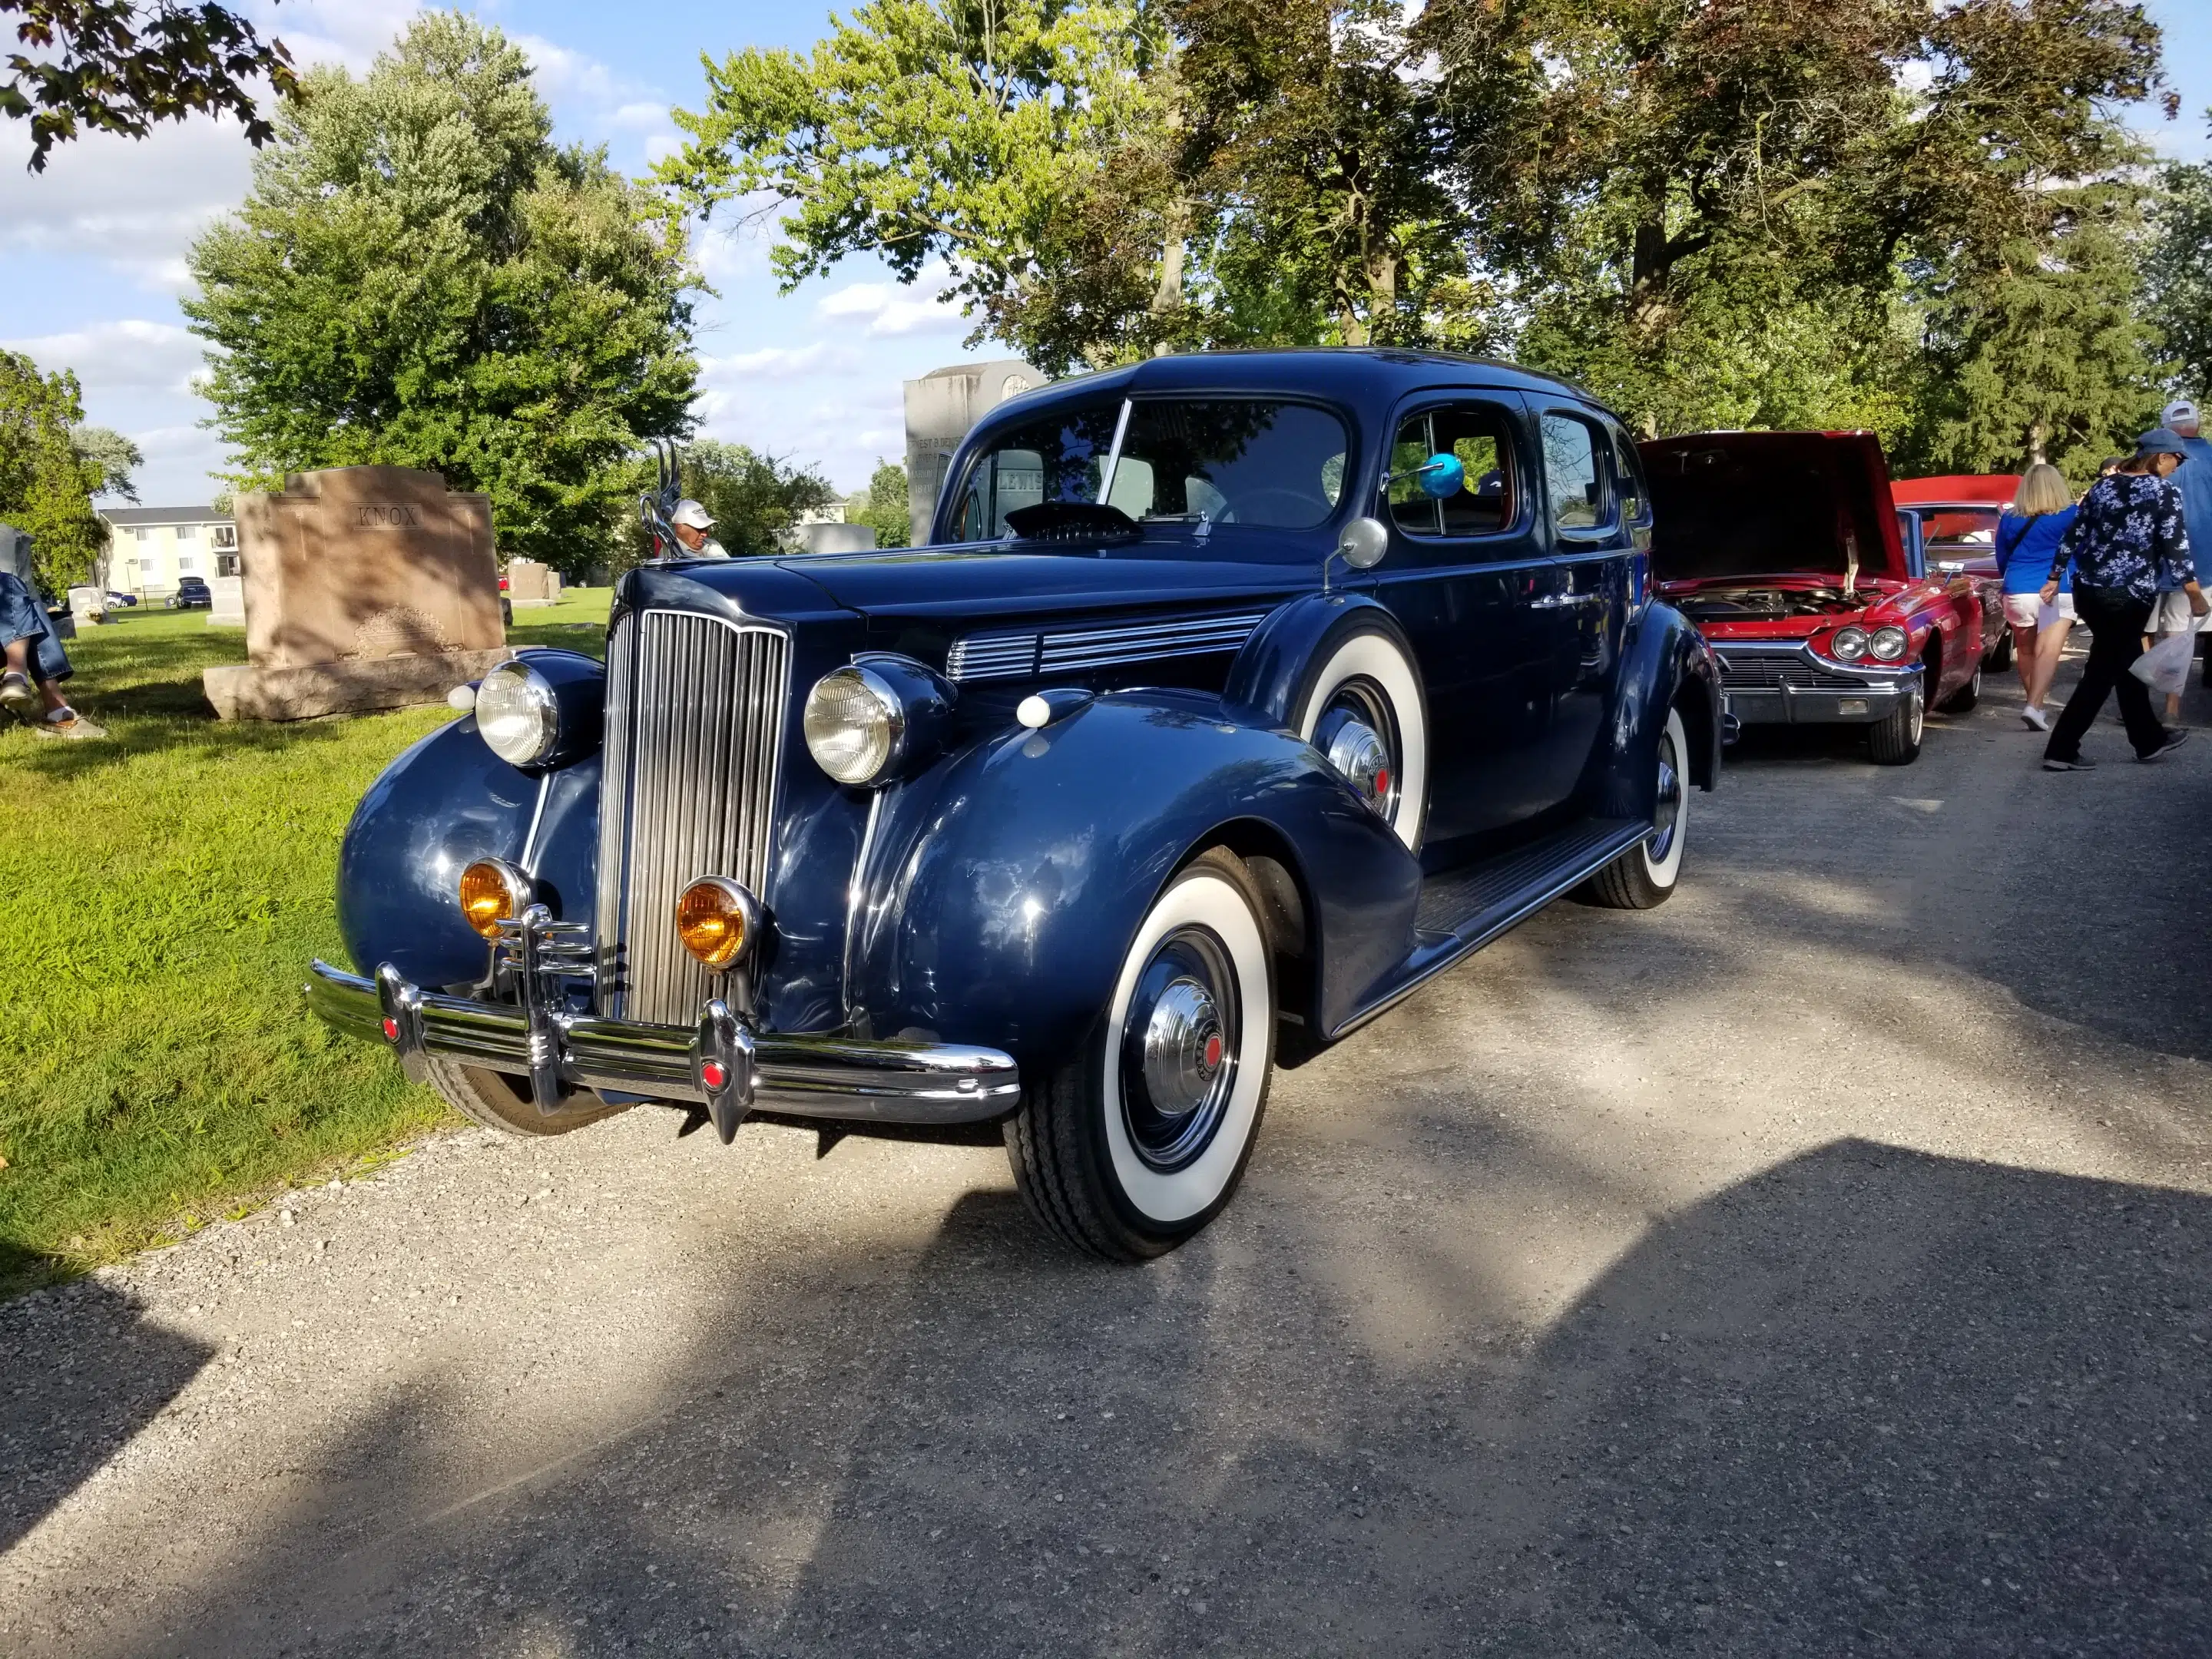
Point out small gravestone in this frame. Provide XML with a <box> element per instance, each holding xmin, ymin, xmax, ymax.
<box><xmin>202</xmin><ymin>465</ymin><xmax>510</xmax><ymax>720</ymax></box>
<box><xmin>67</xmin><ymin>585</ymin><xmax>108</xmax><ymax>625</ymax></box>
<box><xmin>206</xmin><ymin>574</ymin><xmax>246</xmax><ymax>628</ymax></box>
<box><xmin>505</xmin><ymin>558</ymin><xmax>561</xmax><ymax>608</ymax></box>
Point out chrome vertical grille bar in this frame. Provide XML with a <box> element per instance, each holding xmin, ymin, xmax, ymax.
<box><xmin>598</xmin><ymin>609</ymin><xmax>790</xmax><ymax>1027</ymax></box>
<box><xmin>594</xmin><ymin>614</ymin><xmax>636</xmax><ymax>1012</ymax></box>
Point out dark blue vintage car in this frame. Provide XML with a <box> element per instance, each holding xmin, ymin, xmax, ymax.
<box><xmin>309</xmin><ymin>349</ymin><xmax>1720</xmax><ymax>1258</ymax></box>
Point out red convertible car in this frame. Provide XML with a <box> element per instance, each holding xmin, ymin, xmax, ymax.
<box><xmin>1642</xmin><ymin>432</ymin><xmax>1991</xmax><ymax>765</ymax></box>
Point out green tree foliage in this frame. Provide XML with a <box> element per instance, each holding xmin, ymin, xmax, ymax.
<box><xmin>2146</xmin><ymin>115</ymin><xmax>2212</xmax><ymax>404</ymax></box>
<box><xmin>673</xmin><ymin>440</ymin><xmax>836</xmax><ymax>559</ymax></box>
<box><xmin>849</xmin><ymin>458</ymin><xmax>912</xmax><ymax>548</ymax></box>
<box><xmin>69</xmin><ymin>423</ymin><xmax>140</xmax><ymax>501</ymax></box>
<box><xmin>184</xmin><ymin>13</ymin><xmax>700</xmax><ymax>576</ymax></box>
<box><xmin>658</xmin><ymin>1</ymin><xmax>1166</xmax><ymax>371</ymax></box>
<box><xmin>2</xmin><ymin>0</ymin><xmax>300</xmax><ymax>171</ymax></box>
<box><xmin>0</xmin><ymin>349</ymin><xmax>106</xmax><ymax>590</ymax></box>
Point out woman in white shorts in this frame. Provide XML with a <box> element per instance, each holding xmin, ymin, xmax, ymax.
<box><xmin>1993</xmin><ymin>464</ymin><xmax>2078</xmax><ymax>730</ymax></box>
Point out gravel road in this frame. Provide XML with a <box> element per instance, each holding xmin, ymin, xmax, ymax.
<box><xmin>5</xmin><ymin>663</ymin><xmax>2210</xmax><ymax>1658</ymax></box>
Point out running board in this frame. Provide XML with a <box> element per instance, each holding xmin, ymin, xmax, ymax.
<box><xmin>1326</xmin><ymin>816</ymin><xmax>1649</xmax><ymax>1040</ymax></box>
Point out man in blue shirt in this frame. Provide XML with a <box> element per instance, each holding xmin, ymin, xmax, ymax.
<box><xmin>2038</xmin><ymin>429</ymin><xmax>2207</xmax><ymax>769</ymax></box>
<box><xmin>2165</xmin><ymin>398</ymin><xmax>2212</xmax><ymax>577</ymax></box>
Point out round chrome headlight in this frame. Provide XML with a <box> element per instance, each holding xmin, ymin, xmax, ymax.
<box><xmin>803</xmin><ymin>664</ymin><xmax>903</xmax><ymax>785</ymax></box>
<box><xmin>1869</xmin><ymin>624</ymin><xmax>1909</xmax><ymax>662</ymax></box>
<box><xmin>475</xmin><ymin>661</ymin><xmax>559</xmax><ymax>767</ymax></box>
<box><xmin>1830</xmin><ymin>626</ymin><xmax>1869</xmax><ymax>662</ymax></box>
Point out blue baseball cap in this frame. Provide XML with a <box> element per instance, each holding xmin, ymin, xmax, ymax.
<box><xmin>2135</xmin><ymin>428</ymin><xmax>2190</xmax><ymax>459</ymax></box>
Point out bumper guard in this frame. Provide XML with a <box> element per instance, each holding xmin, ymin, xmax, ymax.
<box><xmin>309</xmin><ymin>957</ymin><xmax>1021</xmax><ymax>1139</ymax></box>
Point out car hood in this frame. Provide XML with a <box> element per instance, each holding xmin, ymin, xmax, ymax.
<box><xmin>1640</xmin><ymin>431</ymin><xmax>1909</xmax><ymax>585</ymax></box>
<box><xmin>765</xmin><ymin>535</ymin><xmax>1313</xmax><ymax>625</ymax></box>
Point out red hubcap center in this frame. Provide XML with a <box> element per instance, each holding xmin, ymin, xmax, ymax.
<box><xmin>1373</xmin><ymin>767</ymin><xmax>1390</xmax><ymax>798</ymax></box>
<box><xmin>1203</xmin><ymin>1032</ymin><xmax>1224</xmax><ymax>1071</ymax></box>
<box><xmin>700</xmin><ymin>1061</ymin><xmax>728</xmax><ymax>1090</ymax></box>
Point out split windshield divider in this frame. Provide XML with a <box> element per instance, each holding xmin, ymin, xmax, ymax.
<box><xmin>1095</xmin><ymin>398</ymin><xmax>1134</xmax><ymax>509</ymax></box>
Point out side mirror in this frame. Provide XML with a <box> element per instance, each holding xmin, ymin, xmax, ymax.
<box><xmin>1324</xmin><ymin>516</ymin><xmax>1389</xmax><ymax>595</ymax></box>
<box><xmin>1338</xmin><ymin>515</ymin><xmax>1388</xmax><ymax>570</ymax></box>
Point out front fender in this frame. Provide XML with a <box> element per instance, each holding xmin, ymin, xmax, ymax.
<box><xmin>843</xmin><ymin>692</ymin><xmax>1422</xmax><ymax>1070</ymax></box>
<box><xmin>336</xmin><ymin>717</ymin><xmax>599</xmax><ymax>989</ymax></box>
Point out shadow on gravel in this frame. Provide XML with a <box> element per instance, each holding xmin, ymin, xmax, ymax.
<box><xmin>76</xmin><ymin>1143</ymin><xmax>2212</xmax><ymax>1657</ymax></box>
<box><xmin>0</xmin><ymin>1280</ymin><xmax>214</xmax><ymax>1558</ymax></box>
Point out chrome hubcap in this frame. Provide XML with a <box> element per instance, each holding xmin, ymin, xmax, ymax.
<box><xmin>1121</xmin><ymin>926</ymin><xmax>1239</xmax><ymax>1172</ymax></box>
<box><xmin>1314</xmin><ymin>680</ymin><xmax>1400</xmax><ymax>821</ymax></box>
<box><xmin>1649</xmin><ymin>735</ymin><xmax>1682</xmax><ymax>863</ymax></box>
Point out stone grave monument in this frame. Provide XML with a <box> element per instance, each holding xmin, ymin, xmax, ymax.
<box><xmin>902</xmin><ymin>359</ymin><xmax>1043</xmax><ymax>545</ymax></box>
<box><xmin>203</xmin><ymin>465</ymin><xmax>510</xmax><ymax>720</ymax></box>
<box><xmin>504</xmin><ymin>557</ymin><xmax>561</xmax><ymax>608</ymax></box>
<box><xmin>67</xmin><ymin>585</ymin><xmax>108</xmax><ymax>626</ymax></box>
<box><xmin>206</xmin><ymin>574</ymin><xmax>245</xmax><ymax>627</ymax></box>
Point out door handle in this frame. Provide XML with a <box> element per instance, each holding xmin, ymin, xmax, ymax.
<box><xmin>1528</xmin><ymin>591</ymin><xmax>1600</xmax><ymax>609</ymax></box>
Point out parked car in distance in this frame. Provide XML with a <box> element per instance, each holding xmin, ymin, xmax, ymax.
<box><xmin>1892</xmin><ymin>473</ymin><xmax>2020</xmax><ymax>669</ymax></box>
<box><xmin>166</xmin><ymin>575</ymin><xmax>213</xmax><ymax>609</ymax></box>
<box><xmin>1644</xmin><ymin>431</ymin><xmax>1989</xmax><ymax>765</ymax></box>
<box><xmin>307</xmin><ymin>349</ymin><xmax>1721</xmax><ymax>1259</ymax></box>
<box><xmin>104</xmin><ymin>590</ymin><xmax>140</xmax><ymax>608</ymax></box>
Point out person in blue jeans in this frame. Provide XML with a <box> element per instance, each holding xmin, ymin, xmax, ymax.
<box><xmin>0</xmin><ymin>571</ymin><xmax>104</xmax><ymax>739</ymax></box>
<box><xmin>1992</xmin><ymin>463</ymin><xmax>2077</xmax><ymax>731</ymax></box>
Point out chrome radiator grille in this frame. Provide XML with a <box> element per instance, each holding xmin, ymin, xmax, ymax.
<box><xmin>1717</xmin><ymin>652</ymin><xmax>1872</xmax><ymax>693</ymax></box>
<box><xmin>595</xmin><ymin>610</ymin><xmax>790</xmax><ymax>1026</ymax></box>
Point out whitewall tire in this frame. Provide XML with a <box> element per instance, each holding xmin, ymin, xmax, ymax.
<box><xmin>1293</xmin><ymin>627</ymin><xmax>1428</xmax><ymax>849</ymax></box>
<box><xmin>1582</xmin><ymin>707</ymin><xmax>1687</xmax><ymax>910</ymax></box>
<box><xmin>1004</xmin><ymin>849</ymin><xmax>1276</xmax><ymax>1258</ymax></box>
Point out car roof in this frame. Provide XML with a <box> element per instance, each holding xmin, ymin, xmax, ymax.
<box><xmin>987</xmin><ymin>348</ymin><xmax>1614</xmax><ymax>423</ymax></box>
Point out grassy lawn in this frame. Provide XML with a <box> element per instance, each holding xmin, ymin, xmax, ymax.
<box><xmin>0</xmin><ymin>590</ymin><xmax>613</xmax><ymax>1297</ymax></box>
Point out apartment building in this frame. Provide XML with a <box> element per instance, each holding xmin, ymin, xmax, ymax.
<box><xmin>100</xmin><ymin>505</ymin><xmax>238</xmax><ymax>600</ymax></box>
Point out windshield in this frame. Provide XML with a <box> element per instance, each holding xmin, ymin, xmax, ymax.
<box><xmin>950</xmin><ymin>397</ymin><xmax>1349</xmax><ymax>541</ymax></box>
<box><xmin>1907</xmin><ymin>505</ymin><xmax>2001</xmax><ymax>558</ymax></box>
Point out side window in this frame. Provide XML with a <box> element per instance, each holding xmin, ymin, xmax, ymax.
<box><xmin>1611</xmin><ymin>427</ymin><xmax>1650</xmax><ymax>525</ymax></box>
<box><xmin>1387</xmin><ymin>402</ymin><xmax>1517</xmax><ymax>538</ymax></box>
<box><xmin>1541</xmin><ymin>412</ymin><xmax>1610</xmax><ymax>534</ymax></box>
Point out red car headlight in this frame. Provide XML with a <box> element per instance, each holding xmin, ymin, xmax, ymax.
<box><xmin>1869</xmin><ymin>625</ymin><xmax>1909</xmax><ymax>661</ymax></box>
<box><xmin>1827</xmin><ymin>626</ymin><xmax>1869</xmax><ymax>662</ymax></box>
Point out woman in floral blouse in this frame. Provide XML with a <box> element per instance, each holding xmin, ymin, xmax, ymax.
<box><xmin>2038</xmin><ymin>429</ymin><xmax>2208</xmax><ymax>770</ymax></box>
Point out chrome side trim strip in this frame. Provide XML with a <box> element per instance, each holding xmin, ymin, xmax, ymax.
<box><xmin>947</xmin><ymin>611</ymin><xmax>1269</xmax><ymax>682</ymax></box>
<box><xmin>307</xmin><ymin>961</ymin><xmax>1022</xmax><ymax>1126</ymax></box>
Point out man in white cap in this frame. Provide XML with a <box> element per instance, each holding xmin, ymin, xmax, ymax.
<box><xmin>669</xmin><ymin>498</ymin><xmax>729</xmax><ymax>559</ymax></box>
<box><xmin>2166</xmin><ymin>398</ymin><xmax>2212</xmax><ymax>558</ymax></box>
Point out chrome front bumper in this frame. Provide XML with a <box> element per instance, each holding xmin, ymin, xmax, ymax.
<box><xmin>1714</xmin><ymin>644</ymin><xmax>1922</xmax><ymax>727</ymax></box>
<box><xmin>306</xmin><ymin>959</ymin><xmax>1021</xmax><ymax>1137</ymax></box>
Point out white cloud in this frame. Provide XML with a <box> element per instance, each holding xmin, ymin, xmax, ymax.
<box><xmin>3</xmin><ymin>320</ymin><xmax>205</xmax><ymax>397</ymax></box>
<box><xmin>0</xmin><ymin>121</ymin><xmax>253</xmax><ymax>286</ymax></box>
<box><xmin>814</xmin><ymin>272</ymin><xmax>970</xmax><ymax>339</ymax></box>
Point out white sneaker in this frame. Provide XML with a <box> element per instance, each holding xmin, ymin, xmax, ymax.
<box><xmin>2022</xmin><ymin>705</ymin><xmax>2050</xmax><ymax>732</ymax></box>
<box><xmin>0</xmin><ymin>671</ymin><xmax>33</xmax><ymax>714</ymax></box>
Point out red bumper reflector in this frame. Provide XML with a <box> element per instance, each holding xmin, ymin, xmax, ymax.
<box><xmin>700</xmin><ymin>1060</ymin><xmax>729</xmax><ymax>1090</ymax></box>
<box><xmin>382</xmin><ymin>1016</ymin><xmax>400</xmax><ymax>1041</ymax></box>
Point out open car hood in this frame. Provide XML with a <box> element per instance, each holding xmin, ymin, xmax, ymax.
<box><xmin>1640</xmin><ymin>431</ymin><xmax>1909</xmax><ymax>585</ymax></box>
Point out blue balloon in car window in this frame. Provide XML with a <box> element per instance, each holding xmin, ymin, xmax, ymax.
<box><xmin>1419</xmin><ymin>452</ymin><xmax>1465</xmax><ymax>498</ymax></box>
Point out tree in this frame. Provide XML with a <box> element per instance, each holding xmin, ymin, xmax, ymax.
<box><xmin>673</xmin><ymin>440</ymin><xmax>836</xmax><ymax>559</ymax></box>
<box><xmin>3</xmin><ymin>0</ymin><xmax>300</xmax><ymax>171</ymax></box>
<box><xmin>0</xmin><ymin>349</ymin><xmax>106</xmax><ymax>590</ymax></box>
<box><xmin>184</xmin><ymin>14</ymin><xmax>700</xmax><ymax>576</ymax></box>
<box><xmin>69</xmin><ymin>423</ymin><xmax>140</xmax><ymax>500</ymax></box>
<box><xmin>2146</xmin><ymin>114</ymin><xmax>2212</xmax><ymax>403</ymax></box>
<box><xmin>658</xmin><ymin>0</ymin><xmax>1174</xmax><ymax>373</ymax></box>
<box><xmin>848</xmin><ymin>458</ymin><xmax>912</xmax><ymax>548</ymax></box>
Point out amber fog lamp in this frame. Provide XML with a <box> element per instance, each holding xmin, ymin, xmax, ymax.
<box><xmin>676</xmin><ymin>876</ymin><xmax>762</xmax><ymax>971</ymax></box>
<box><xmin>459</xmin><ymin>858</ymin><xmax>531</xmax><ymax>941</ymax></box>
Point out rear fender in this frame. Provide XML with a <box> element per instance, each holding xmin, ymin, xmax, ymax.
<box><xmin>1585</xmin><ymin>600</ymin><xmax>1720</xmax><ymax>815</ymax></box>
<box><xmin>843</xmin><ymin>692</ymin><xmax>1422</xmax><ymax>1069</ymax></box>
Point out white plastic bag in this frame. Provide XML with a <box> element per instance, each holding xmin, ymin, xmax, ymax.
<box><xmin>2132</xmin><ymin>626</ymin><xmax>2198</xmax><ymax>698</ymax></box>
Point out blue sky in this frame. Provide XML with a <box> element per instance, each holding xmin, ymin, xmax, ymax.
<box><xmin>2</xmin><ymin>0</ymin><xmax>2208</xmax><ymax>508</ymax></box>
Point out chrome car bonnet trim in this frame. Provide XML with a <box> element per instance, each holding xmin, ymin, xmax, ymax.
<box><xmin>308</xmin><ymin>959</ymin><xmax>1020</xmax><ymax>1125</ymax></box>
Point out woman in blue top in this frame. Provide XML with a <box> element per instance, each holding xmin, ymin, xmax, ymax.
<box><xmin>1993</xmin><ymin>463</ymin><xmax>2077</xmax><ymax>732</ymax></box>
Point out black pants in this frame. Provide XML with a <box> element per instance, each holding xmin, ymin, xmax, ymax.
<box><xmin>2046</xmin><ymin>588</ymin><xmax>2165</xmax><ymax>760</ymax></box>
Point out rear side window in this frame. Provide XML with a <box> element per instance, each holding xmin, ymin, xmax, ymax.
<box><xmin>1541</xmin><ymin>412</ymin><xmax>1611</xmax><ymax>533</ymax></box>
<box><xmin>1388</xmin><ymin>403</ymin><xmax>1517</xmax><ymax>538</ymax></box>
<box><xmin>1611</xmin><ymin>426</ymin><xmax>1650</xmax><ymax>525</ymax></box>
